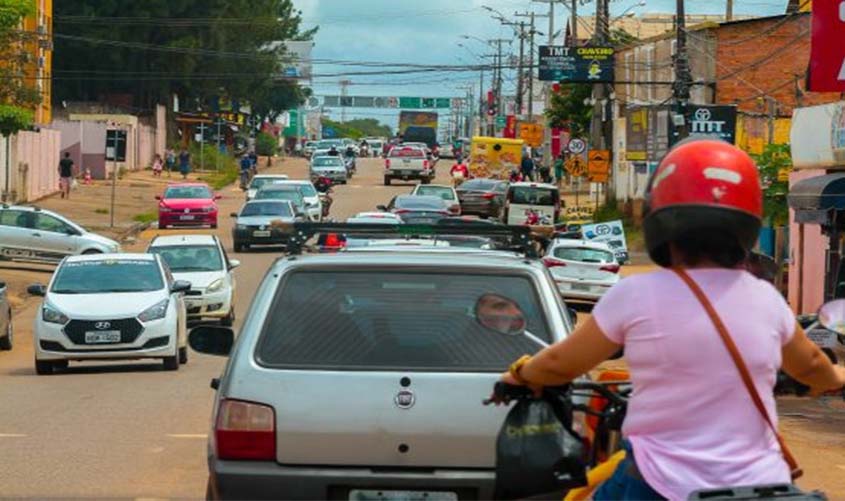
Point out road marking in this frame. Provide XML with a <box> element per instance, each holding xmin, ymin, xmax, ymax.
<box><xmin>166</xmin><ymin>433</ymin><xmax>207</xmax><ymax>439</ymax></box>
<box><xmin>0</xmin><ymin>433</ymin><xmax>27</xmax><ymax>438</ymax></box>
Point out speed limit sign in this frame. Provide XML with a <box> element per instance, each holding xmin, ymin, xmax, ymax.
<box><xmin>567</xmin><ymin>138</ymin><xmax>587</xmax><ymax>155</ymax></box>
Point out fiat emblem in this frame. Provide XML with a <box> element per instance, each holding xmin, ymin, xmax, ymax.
<box><xmin>95</xmin><ymin>321</ymin><xmax>111</xmax><ymax>330</ymax></box>
<box><xmin>394</xmin><ymin>390</ymin><xmax>415</xmax><ymax>409</ymax></box>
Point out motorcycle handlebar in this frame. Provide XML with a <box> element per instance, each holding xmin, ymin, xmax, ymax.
<box><xmin>485</xmin><ymin>381</ymin><xmax>630</xmax><ymax>407</ymax></box>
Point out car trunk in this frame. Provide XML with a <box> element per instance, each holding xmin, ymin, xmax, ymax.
<box><xmin>252</xmin><ymin>370</ymin><xmax>505</xmax><ymax>468</ymax></box>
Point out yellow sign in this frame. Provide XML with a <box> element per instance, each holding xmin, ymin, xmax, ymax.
<box><xmin>519</xmin><ymin>123</ymin><xmax>544</xmax><ymax>148</ymax></box>
<box><xmin>588</xmin><ymin>150</ymin><xmax>611</xmax><ymax>183</ymax></box>
<box><xmin>777</xmin><ymin>168</ymin><xmax>790</xmax><ymax>182</ymax></box>
<box><xmin>469</xmin><ymin>136</ymin><xmax>524</xmax><ymax>179</ymax></box>
<box><xmin>565</xmin><ymin>156</ymin><xmax>588</xmax><ymax>177</ymax></box>
<box><xmin>564</xmin><ymin>205</ymin><xmax>595</xmax><ymax>221</ymax></box>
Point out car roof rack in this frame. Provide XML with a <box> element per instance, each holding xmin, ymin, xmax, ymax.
<box><xmin>284</xmin><ymin>221</ymin><xmax>545</xmax><ymax>258</ymax></box>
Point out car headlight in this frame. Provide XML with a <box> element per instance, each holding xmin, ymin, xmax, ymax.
<box><xmin>138</xmin><ymin>298</ymin><xmax>169</xmax><ymax>323</ymax></box>
<box><xmin>206</xmin><ymin>278</ymin><xmax>225</xmax><ymax>293</ymax></box>
<box><xmin>42</xmin><ymin>303</ymin><xmax>69</xmax><ymax>325</ymax></box>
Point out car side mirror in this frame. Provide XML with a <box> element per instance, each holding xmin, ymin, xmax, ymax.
<box><xmin>214</xmin><ymin>195</ymin><xmax>223</xmax><ymax>200</ymax></box>
<box><xmin>230</xmin><ymin>212</ymin><xmax>238</xmax><ymax>218</ymax></box>
<box><xmin>171</xmin><ymin>280</ymin><xmax>191</xmax><ymax>294</ymax></box>
<box><xmin>189</xmin><ymin>326</ymin><xmax>234</xmax><ymax>357</ymax></box>
<box><xmin>376</xmin><ymin>205</ymin><xmax>387</xmax><ymax>211</ymax></box>
<box><xmin>27</xmin><ymin>284</ymin><xmax>46</xmax><ymax>297</ymax></box>
<box><xmin>155</xmin><ymin>195</ymin><xmax>161</xmax><ymax>200</ymax></box>
<box><xmin>228</xmin><ymin>259</ymin><xmax>241</xmax><ymax>270</ymax></box>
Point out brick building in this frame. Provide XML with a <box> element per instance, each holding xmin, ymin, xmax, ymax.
<box><xmin>713</xmin><ymin>13</ymin><xmax>841</xmax><ymax>118</ymax></box>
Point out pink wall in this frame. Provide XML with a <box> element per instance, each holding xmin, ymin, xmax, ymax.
<box><xmin>16</xmin><ymin>129</ymin><xmax>61</xmax><ymax>202</ymax></box>
<box><xmin>788</xmin><ymin>169</ymin><xmax>828</xmax><ymax>315</ymax></box>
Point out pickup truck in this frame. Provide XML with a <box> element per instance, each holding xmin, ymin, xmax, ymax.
<box><xmin>383</xmin><ymin>146</ymin><xmax>434</xmax><ymax>186</ymax></box>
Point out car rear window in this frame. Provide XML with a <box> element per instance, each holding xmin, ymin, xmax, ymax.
<box><xmin>553</xmin><ymin>247</ymin><xmax>614</xmax><ymax>263</ymax></box>
<box><xmin>415</xmin><ymin>186</ymin><xmax>456</xmax><ymax>201</ymax></box>
<box><xmin>397</xmin><ymin>196</ymin><xmax>446</xmax><ymax>209</ymax></box>
<box><xmin>313</xmin><ymin>157</ymin><xmax>343</xmax><ymax>167</ymax></box>
<box><xmin>509</xmin><ymin>187</ymin><xmax>558</xmax><ymax>205</ymax></box>
<box><xmin>255</xmin><ymin>271</ymin><xmax>552</xmax><ymax>371</ymax></box>
<box><xmin>390</xmin><ymin>147</ymin><xmax>425</xmax><ymax>158</ymax></box>
<box><xmin>461</xmin><ymin>179</ymin><xmax>497</xmax><ymax>191</ymax></box>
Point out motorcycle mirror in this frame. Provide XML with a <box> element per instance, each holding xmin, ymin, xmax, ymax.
<box><xmin>817</xmin><ymin>299</ymin><xmax>845</xmax><ymax>335</ymax></box>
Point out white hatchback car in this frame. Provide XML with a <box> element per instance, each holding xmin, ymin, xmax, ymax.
<box><xmin>272</xmin><ymin>180</ymin><xmax>322</xmax><ymax>222</ymax></box>
<box><xmin>543</xmin><ymin>239</ymin><xmax>621</xmax><ymax>301</ymax></box>
<box><xmin>147</xmin><ymin>234</ymin><xmax>239</xmax><ymax>326</ymax></box>
<box><xmin>29</xmin><ymin>253</ymin><xmax>190</xmax><ymax>374</ymax></box>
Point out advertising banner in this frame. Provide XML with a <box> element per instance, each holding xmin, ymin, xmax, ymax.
<box><xmin>808</xmin><ymin>1</ymin><xmax>845</xmax><ymax>92</ymax></box>
<box><xmin>670</xmin><ymin>105</ymin><xmax>737</xmax><ymax>146</ymax></box>
<box><xmin>539</xmin><ymin>46</ymin><xmax>615</xmax><ymax>83</ymax></box>
<box><xmin>581</xmin><ymin>220</ymin><xmax>629</xmax><ymax>262</ymax></box>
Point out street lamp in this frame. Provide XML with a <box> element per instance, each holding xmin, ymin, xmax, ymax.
<box><xmin>612</xmin><ymin>0</ymin><xmax>647</xmax><ymax>23</ymax></box>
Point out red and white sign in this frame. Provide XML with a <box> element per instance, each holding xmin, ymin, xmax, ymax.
<box><xmin>808</xmin><ymin>1</ymin><xmax>845</xmax><ymax>92</ymax></box>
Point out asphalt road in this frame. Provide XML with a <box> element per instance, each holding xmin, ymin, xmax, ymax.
<box><xmin>2</xmin><ymin>156</ymin><xmax>845</xmax><ymax>497</ymax></box>
<box><xmin>0</xmin><ymin>155</ymin><xmax>431</xmax><ymax>498</ymax></box>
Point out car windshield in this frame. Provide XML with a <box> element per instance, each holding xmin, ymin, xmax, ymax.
<box><xmin>415</xmin><ymin>186</ymin><xmax>455</xmax><ymax>201</ymax></box>
<box><xmin>293</xmin><ymin>184</ymin><xmax>317</xmax><ymax>197</ymax></box>
<box><xmin>240</xmin><ymin>202</ymin><xmax>293</xmax><ymax>217</ymax></box>
<box><xmin>164</xmin><ymin>186</ymin><xmax>212</xmax><ymax>199</ymax></box>
<box><xmin>313</xmin><ymin>157</ymin><xmax>343</xmax><ymax>167</ymax></box>
<box><xmin>255</xmin><ymin>271</ymin><xmax>551</xmax><ymax>371</ymax></box>
<box><xmin>256</xmin><ymin>189</ymin><xmax>304</xmax><ymax>206</ymax></box>
<box><xmin>510</xmin><ymin>187</ymin><xmax>557</xmax><ymax>205</ymax></box>
<box><xmin>396</xmin><ymin>196</ymin><xmax>445</xmax><ymax>210</ymax></box>
<box><xmin>150</xmin><ymin>245</ymin><xmax>223</xmax><ymax>272</ymax></box>
<box><xmin>52</xmin><ymin>259</ymin><xmax>164</xmax><ymax>294</ymax></box>
<box><xmin>249</xmin><ymin>177</ymin><xmax>287</xmax><ymax>190</ymax></box>
<box><xmin>553</xmin><ymin>247</ymin><xmax>615</xmax><ymax>264</ymax></box>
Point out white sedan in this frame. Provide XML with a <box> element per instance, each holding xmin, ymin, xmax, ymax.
<box><xmin>246</xmin><ymin>174</ymin><xmax>290</xmax><ymax>201</ymax></box>
<box><xmin>147</xmin><ymin>234</ymin><xmax>238</xmax><ymax>326</ymax></box>
<box><xmin>543</xmin><ymin>239</ymin><xmax>621</xmax><ymax>301</ymax></box>
<box><xmin>30</xmin><ymin>253</ymin><xmax>190</xmax><ymax>374</ymax></box>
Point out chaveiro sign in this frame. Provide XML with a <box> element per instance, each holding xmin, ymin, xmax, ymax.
<box><xmin>808</xmin><ymin>0</ymin><xmax>845</xmax><ymax>92</ymax></box>
<box><xmin>670</xmin><ymin>105</ymin><xmax>737</xmax><ymax>146</ymax></box>
<box><xmin>539</xmin><ymin>46</ymin><xmax>615</xmax><ymax>83</ymax></box>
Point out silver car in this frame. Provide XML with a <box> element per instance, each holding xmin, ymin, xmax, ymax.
<box><xmin>310</xmin><ymin>155</ymin><xmax>348</xmax><ymax>184</ymax></box>
<box><xmin>0</xmin><ymin>205</ymin><xmax>120</xmax><ymax>264</ymax></box>
<box><xmin>231</xmin><ymin>200</ymin><xmax>301</xmax><ymax>252</ymax></box>
<box><xmin>190</xmin><ymin>248</ymin><xmax>573</xmax><ymax>500</ymax></box>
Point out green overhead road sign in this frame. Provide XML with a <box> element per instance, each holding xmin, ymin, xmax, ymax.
<box><xmin>400</xmin><ymin>97</ymin><xmax>422</xmax><ymax>109</ymax></box>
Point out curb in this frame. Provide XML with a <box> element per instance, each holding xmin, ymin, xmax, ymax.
<box><xmin>116</xmin><ymin>221</ymin><xmax>152</xmax><ymax>242</ymax></box>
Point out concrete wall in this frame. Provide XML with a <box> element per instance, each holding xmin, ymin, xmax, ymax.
<box><xmin>0</xmin><ymin>129</ymin><xmax>61</xmax><ymax>203</ymax></box>
<box><xmin>788</xmin><ymin>169</ymin><xmax>828</xmax><ymax>315</ymax></box>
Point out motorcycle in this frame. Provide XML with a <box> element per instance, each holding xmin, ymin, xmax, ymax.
<box><xmin>344</xmin><ymin>156</ymin><xmax>356</xmax><ymax>177</ymax></box>
<box><xmin>318</xmin><ymin>189</ymin><xmax>333</xmax><ymax>219</ymax></box>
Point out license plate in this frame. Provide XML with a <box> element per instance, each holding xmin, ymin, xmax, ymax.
<box><xmin>571</xmin><ymin>283</ymin><xmax>591</xmax><ymax>291</ymax></box>
<box><xmin>180</xmin><ymin>215</ymin><xmax>195</xmax><ymax>221</ymax></box>
<box><xmin>84</xmin><ymin>330</ymin><xmax>121</xmax><ymax>344</ymax></box>
<box><xmin>349</xmin><ymin>490</ymin><xmax>458</xmax><ymax>501</ymax></box>
<box><xmin>807</xmin><ymin>329</ymin><xmax>839</xmax><ymax>348</ymax></box>
<box><xmin>253</xmin><ymin>230</ymin><xmax>271</xmax><ymax>237</ymax></box>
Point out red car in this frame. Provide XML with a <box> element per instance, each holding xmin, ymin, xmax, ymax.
<box><xmin>156</xmin><ymin>183</ymin><xmax>221</xmax><ymax>229</ymax></box>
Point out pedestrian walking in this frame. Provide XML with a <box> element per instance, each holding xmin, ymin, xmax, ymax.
<box><xmin>152</xmin><ymin>154</ymin><xmax>163</xmax><ymax>177</ymax></box>
<box><xmin>178</xmin><ymin>148</ymin><xmax>191</xmax><ymax>180</ymax></box>
<box><xmin>520</xmin><ymin>153</ymin><xmax>535</xmax><ymax>182</ymax></box>
<box><xmin>165</xmin><ymin>148</ymin><xmax>176</xmax><ymax>178</ymax></box>
<box><xmin>554</xmin><ymin>154</ymin><xmax>565</xmax><ymax>187</ymax></box>
<box><xmin>58</xmin><ymin>152</ymin><xmax>74</xmax><ymax>199</ymax></box>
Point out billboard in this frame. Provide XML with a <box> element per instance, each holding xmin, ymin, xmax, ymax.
<box><xmin>670</xmin><ymin>105</ymin><xmax>737</xmax><ymax>147</ymax></box>
<box><xmin>808</xmin><ymin>1</ymin><xmax>845</xmax><ymax>92</ymax></box>
<box><xmin>539</xmin><ymin>46</ymin><xmax>615</xmax><ymax>83</ymax></box>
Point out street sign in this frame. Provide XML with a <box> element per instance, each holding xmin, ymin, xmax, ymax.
<box><xmin>565</xmin><ymin>156</ymin><xmax>587</xmax><ymax>177</ymax></box>
<box><xmin>567</xmin><ymin>138</ymin><xmax>587</xmax><ymax>155</ymax></box>
<box><xmin>808</xmin><ymin>1</ymin><xmax>845</xmax><ymax>92</ymax></box>
<box><xmin>588</xmin><ymin>150</ymin><xmax>610</xmax><ymax>183</ymax></box>
<box><xmin>495</xmin><ymin>116</ymin><xmax>507</xmax><ymax>128</ymax></box>
<box><xmin>539</xmin><ymin>45</ymin><xmax>615</xmax><ymax>83</ymax></box>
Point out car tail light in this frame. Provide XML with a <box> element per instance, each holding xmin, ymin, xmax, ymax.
<box><xmin>385</xmin><ymin>159</ymin><xmax>391</xmax><ymax>169</ymax></box>
<box><xmin>215</xmin><ymin>399</ymin><xmax>276</xmax><ymax>461</ymax></box>
<box><xmin>423</xmin><ymin>160</ymin><xmax>430</xmax><ymax>170</ymax></box>
<box><xmin>543</xmin><ymin>258</ymin><xmax>567</xmax><ymax>268</ymax></box>
<box><xmin>482</xmin><ymin>193</ymin><xmax>496</xmax><ymax>200</ymax></box>
<box><xmin>600</xmin><ymin>264</ymin><xmax>621</xmax><ymax>274</ymax></box>
<box><xmin>324</xmin><ymin>233</ymin><xmax>347</xmax><ymax>251</ymax></box>
<box><xmin>450</xmin><ymin>204</ymin><xmax>461</xmax><ymax>214</ymax></box>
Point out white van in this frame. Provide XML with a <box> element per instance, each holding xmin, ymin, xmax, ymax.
<box><xmin>503</xmin><ymin>182</ymin><xmax>562</xmax><ymax>226</ymax></box>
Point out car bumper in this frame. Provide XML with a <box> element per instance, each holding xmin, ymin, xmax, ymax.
<box><xmin>159</xmin><ymin>212</ymin><xmax>218</xmax><ymax>227</ymax></box>
<box><xmin>34</xmin><ymin>317</ymin><xmax>178</xmax><ymax>361</ymax></box>
<box><xmin>555</xmin><ymin>280</ymin><xmax>613</xmax><ymax>301</ymax></box>
<box><xmin>386</xmin><ymin>170</ymin><xmax>432</xmax><ymax>179</ymax></box>
<box><xmin>459</xmin><ymin>202</ymin><xmax>498</xmax><ymax>217</ymax></box>
<box><xmin>232</xmin><ymin>228</ymin><xmax>291</xmax><ymax>247</ymax></box>
<box><xmin>184</xmin><ymin>289</ymin><xmax>232</xmax><ymax>319</ymax></box>
<box><xmin>208</xmin><ymin>459</ymin><xmax>495</xmax><ymax>500</ymax></box>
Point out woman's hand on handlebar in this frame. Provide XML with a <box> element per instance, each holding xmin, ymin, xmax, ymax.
<box><xmin>486</xmin><ymin>372</ymin><xmax>543</xmax><ymax>405</ymax></box>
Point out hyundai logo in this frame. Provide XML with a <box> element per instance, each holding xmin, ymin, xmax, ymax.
<box><xmin>394</xmin><ymin>390</ymin><xmax>416</xmax><ymax>410</ymax></box>
<box><xmin>94</xmin><ymin>321</ymin><xmax>111</xmax><ymax>330</ymax></box>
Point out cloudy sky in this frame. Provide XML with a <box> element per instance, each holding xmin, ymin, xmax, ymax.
<box><xmin>292</xmin><ymin>0</ymin><xmax>788</xmax><ymax>130</ymax></box>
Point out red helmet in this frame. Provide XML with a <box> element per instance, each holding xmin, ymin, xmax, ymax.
<box><xmin>643</xmin><ymin>139</ymin><xmax>762</xmax><ymax>267</ymax></box>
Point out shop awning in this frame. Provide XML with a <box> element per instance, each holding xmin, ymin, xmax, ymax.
<box><xmin>788</xmin><ymin>173</ymin><xmax>845</xmax><ymax>225</ymax></box>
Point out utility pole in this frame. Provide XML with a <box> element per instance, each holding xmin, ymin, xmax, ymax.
<box><xmin>517</xmin><ymin>22</ymin><xmax>526</xmax><ymax>115</ymax></box>
<box><xmin>479</xmin><ymin>69</ymin><xmax>485</xmax><ymax>135</ymax></box>
<box><xmin>339</xmin><ymin>79</ymin><xmax>351</xmax><ymax>123</ymax></box>
<box><xmin>673</xmin><ymin>0</ymin><xmax>692</xmax><ymax>141</ymax></box>
<box><xmin>571</xmin><ymin>0</ymin><xmax>578</xmax><ymax>45</ymax></box>
<box><xmin>495</xmin><ymin>39</ymin><xmax>504</xmax><ymax>124</ymax></box>
<box><xmin>726</xmin><ymin>0</ymin><xmax>734</xmax><ymax>21</ymax></box>
<box><xmin>528</xmin><ymin>12</ymin><xmax>536</xmax><ymax>119</ymax></box>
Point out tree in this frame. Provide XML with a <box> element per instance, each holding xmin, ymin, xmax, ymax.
<box><xmin>545</xmin><ymin>83</ymin><xmax>593</xmax><ymax>137</ymax></box>
<box><xmin>752</xmin><ymin>143</ymin><xmax>791</xmax><ymax>226</ymax></box>
<box><xmin>52</xmin><ymin>0</ymin><xmax>316</xmax><ymax>110</ymax></box>
<box><xmin>251</xmin><ymin>81</ymin><xmax>310</xmax><ymax>124</ymax></box>
<box><xmin>0</xmin><ymin>0</ymin><xmax>39</xmax><ymax>134</ymax></box>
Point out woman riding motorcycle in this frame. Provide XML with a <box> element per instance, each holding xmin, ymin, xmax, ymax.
<box><xmin>498</xmin><ymin>140</ymin><xmax>845</xmax><ymax>500</ymax></box>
